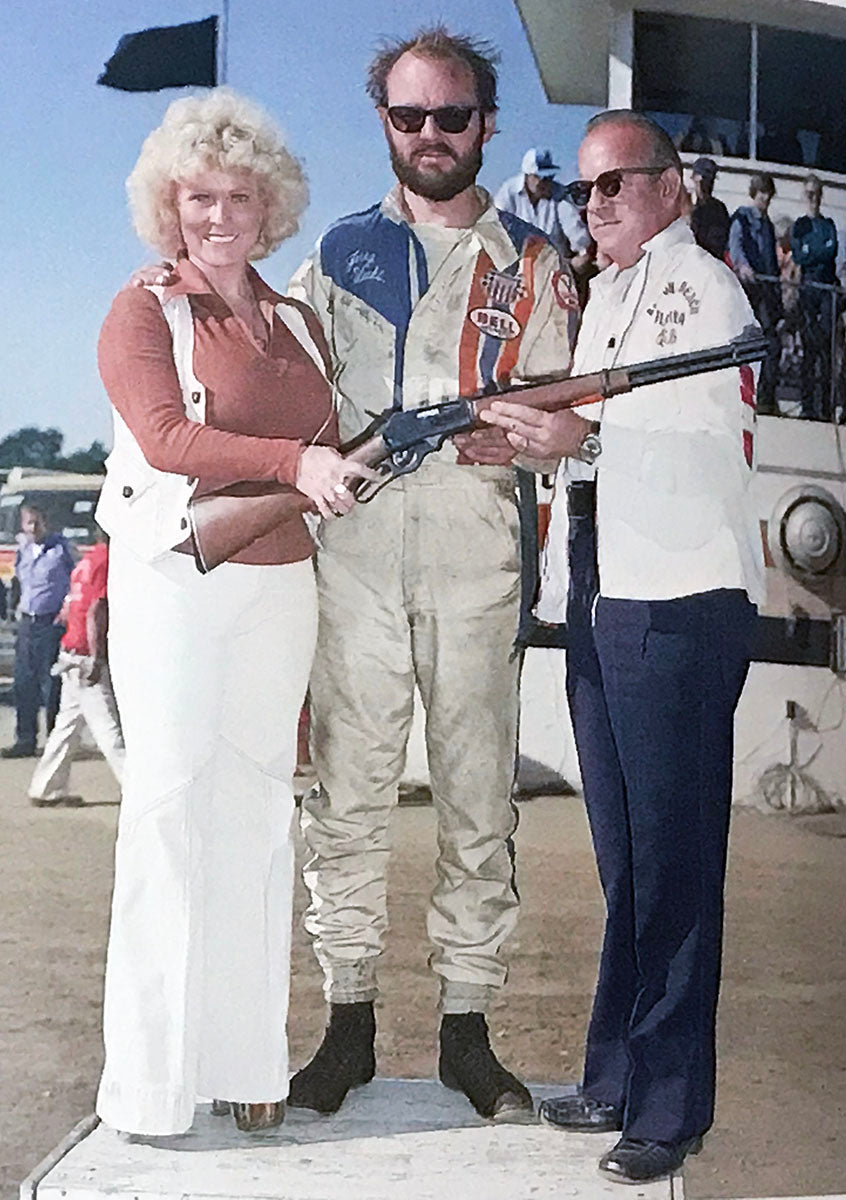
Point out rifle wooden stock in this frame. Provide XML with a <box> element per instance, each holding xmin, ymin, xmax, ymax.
<box><xmin>186</xmin><ymin>377</ymin><xmax>602</xmax><ymax>574</ymax></box>
<box><xmin>188</xmin><ymin>438</ymin><xmax>388</xmax><ymax>574</ymax></box>
<box><xmin>187</xmin><ymin>333</ymin><xmax>765</xmax><ymax>573</ymax></box>
<box><xmin>470</xmin><ymin>367</ymin><xmax>632</xmax><ymax>419</ymax></box>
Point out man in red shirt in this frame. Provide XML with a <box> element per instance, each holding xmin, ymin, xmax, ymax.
<box><xmin>28</xmin><ymin>530</ymin><xmax>124</xmax><ymax>806</ymax></box>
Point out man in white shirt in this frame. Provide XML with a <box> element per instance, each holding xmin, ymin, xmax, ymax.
<box><xmin>481</xmin><ymin>110</ymin><xmax>764</xmax><ymax>1186</ymax></box>
<box><xmin>495</xmin><ymin>147</ymin><xmax>592</xmax><ymax>268</ymax></box>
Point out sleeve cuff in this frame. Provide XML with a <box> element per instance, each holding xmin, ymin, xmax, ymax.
<box><xmin>275</xmin><ymin>440</ymin><xmax>305</xmax><ymax>486</ymax></box>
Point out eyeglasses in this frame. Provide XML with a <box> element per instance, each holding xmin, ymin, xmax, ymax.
<box><xmin>564</xmin><ymin>166</ymin><xmax>668</xmax><ymax>207</ymax></box>
<box><xmin>386</xmin><ymin>105</ymin><xmax>480</xmax><ymax>134</ymax></box>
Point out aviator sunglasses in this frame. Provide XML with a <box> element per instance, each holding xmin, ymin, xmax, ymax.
<box><xmin>387</xmin><ymin>105</ymin><xmax>480</xmax><ymax>134</ymax></box>
<box><xmin>564</xmin><ymin>166</ymin><xmax>668</xmax><ymax>208</ymax></box>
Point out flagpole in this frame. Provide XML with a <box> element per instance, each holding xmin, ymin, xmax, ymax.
<box><xmin>218</xmin><ymin>0</ymin><xmax>229</xmax><ymax>84</ymax></box>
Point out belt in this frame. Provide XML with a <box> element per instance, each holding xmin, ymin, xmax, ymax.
<box><xmin>20</xmin><ymin>612</ymin><xmax>59</xmax><ymax>623</ymax></box>
<box><xmin>567</xmin><ymin>480</ymin><xmax>596</xmax><ymax>518</ymax></box>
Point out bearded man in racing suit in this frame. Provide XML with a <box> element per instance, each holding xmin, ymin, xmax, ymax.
<box><xmin>286</xmin><ymin>27</ymin><xmax>577</xmax><ymax>1122</ymax></box>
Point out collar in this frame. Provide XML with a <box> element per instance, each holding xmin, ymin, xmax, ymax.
<box><xmin>20</xmin><ymin>532</ymin><xmax>63</xmax><ymax>554</ymax></box>
<box><xmin>518</xmin><ymin>176</ymin><xmax>563</xmax><ymax>203</ymax></box>
<box><xmin>380</xmin><ymin>185</ymin><xmax>521</xmax><ymax>271</ymax></box>
<box><xmin>161</xmin><ymin>257</ymin><xmax>284</xmax><ymax>306</ymax></box>
<box><xmin>641</xmin><ymin>216</ymin><xmax>695</xmax><ymax>255</ymax></box>
<box><xmin>591</xmin><ymin>217</ymin><xmax>693</xmax><ymax>296</ymax></box>
<box><xmin>741</xmin><ymin>205</ymin><xmax>767</xmax><ymax>223</ymax></box>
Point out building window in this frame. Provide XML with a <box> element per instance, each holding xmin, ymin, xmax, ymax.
<box><xmin>758</xmin><ymin>27</ymin><xmax>846</xmax><ymax>173</ymax></box>
<box><xmin>633</xmin><ymin>11</ymin><xmax>846</xmax><ymax>173</ymax></box>
<box><xmin>633</xmin><ymin>12</ymin><xmax>750</xmax><ymax>157</ymax></box>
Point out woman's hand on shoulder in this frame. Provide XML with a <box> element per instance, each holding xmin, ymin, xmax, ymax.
<box><xmin>295</xmin><ymin>446</ymin><xmax>378</xmax><ymax>519</ymax></box>
<box><xmin>127</xmin><ymin>262</ymin><xmax>179</xmax><ymax>289</ymax></box>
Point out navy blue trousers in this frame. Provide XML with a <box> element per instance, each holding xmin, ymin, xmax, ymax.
<box><xmin>566</xmin><ymin>484</ymin><xmax>754</xmax><ymax>1143</ymax></box>
<box><xmin>14</xmin><ymin>616</ymin><xmax>63</xmax><ymax>748</ymax></box>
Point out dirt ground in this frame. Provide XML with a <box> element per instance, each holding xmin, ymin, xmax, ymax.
<box><xmin>1</xmin><ymin>712</ymin><xmax>844</xmax><ymax>1200</ymax></box>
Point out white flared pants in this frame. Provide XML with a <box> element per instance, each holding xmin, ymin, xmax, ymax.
<box><xmin>97</xmin><ymin>542</ymin><xmax>317</xmax><ymax>1135</ymax></box>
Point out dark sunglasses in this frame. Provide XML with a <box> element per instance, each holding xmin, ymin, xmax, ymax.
<box><xmin>386</xmin><ymin>105</ymin><xmax>480</xmax><ymax>134</ymax></box>
<box><xmin>564</xmin><ymin>166</ymin><xmax>668</xmax><ymax>207</ymax></box>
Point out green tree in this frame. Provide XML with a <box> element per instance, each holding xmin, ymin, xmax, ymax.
<box><xmin>0</xmin><ymin>426</ymin><xmax>64</xmax><ymax>469</ymax></box>
<box><xmin>0</xmin><ymin>429</ymin><xmax>107</xmax><ymax>474</ymax></box>
<box><xmin>58</xmin><ymin>440</ymin><xmax>108</xmax><ymax>474</ymax></box>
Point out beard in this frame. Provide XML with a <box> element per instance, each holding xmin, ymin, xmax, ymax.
<box><xmin>389</xmin><ymin>131</ymin><xmax>483</xmax><ymax>201</ymax></box>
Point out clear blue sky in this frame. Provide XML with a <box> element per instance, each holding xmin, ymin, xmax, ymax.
<box><xmin>3</xmin><ymin>1</ymin><xmax>596</xmax><ymax>451</ymax></box>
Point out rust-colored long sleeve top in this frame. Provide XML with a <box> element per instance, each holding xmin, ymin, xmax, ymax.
<box><xmin>98</xmin><ymin>258</ymin><xmax>337</xmax><ymax>565</ymax></box>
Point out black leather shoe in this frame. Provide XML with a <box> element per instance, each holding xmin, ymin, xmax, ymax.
<box><xmin>539</xmin><ymin>1090</ymin><xmax>621</xmax><ymax>1132</ymax></box>
<box><xmin>439</xmin><ymin>1012</ymin><xmax>534</xmax><ymax>1123</ymax></box>
<box><xmin>288</xmin><ymin>1000</ymin><xmax>375</xmax><ymax>1114</ymax></box>
<box><xmin>1</xmin><ymin>743</ymin><xmax>37</xmax><ymax>759</ymax></box>
<box><xmin>598</xmin><ymin>1135</ymin><xmax>703</xmax><ymax>1183</ymax></box>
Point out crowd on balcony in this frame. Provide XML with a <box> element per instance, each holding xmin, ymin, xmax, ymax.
<box><xmin>496</xmin><ymin>146</ymin><xmax>844</xmax><ymax>424</ymax></box>
<box><xmin>689</xmin><ymin>161</ymin><xmax>841</xmax><ymax>421</ymax></box>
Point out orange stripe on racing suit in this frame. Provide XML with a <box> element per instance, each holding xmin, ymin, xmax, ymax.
<box><xmin>458</xmin><ymin>250</ymin><xmax>494</xmax><ymax>397</ymax></box>
<box><xmin>496</xmin><ymin>236</ymin><xmax>546</xmax><ymax>385</ymax></box>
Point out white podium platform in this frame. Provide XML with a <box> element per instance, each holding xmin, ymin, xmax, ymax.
<box><xmin>22</xmin><ymin>1080</ymin><xmax>684</xmax><ymax>1200</ymax></box>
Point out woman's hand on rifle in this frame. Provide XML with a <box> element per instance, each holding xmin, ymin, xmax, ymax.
<box><xmin>296</xmin><ymin>446</ymin><xmax>377</xmax><ymax>519</ymax></box>
<box><xmin>479</xmin><ymin>402</ymin><xmax>593</xmax><ymax>461</ymax></box>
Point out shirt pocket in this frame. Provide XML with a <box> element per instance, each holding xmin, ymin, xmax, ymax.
<box><xmin>109</xmin><ymin>455</ymin><xmax>157</xmax><ymax>507</ymax></box>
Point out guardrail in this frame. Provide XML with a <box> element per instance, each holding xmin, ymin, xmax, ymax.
<box><xmin>745</xmin><ymin>272</ymin><xmax>846</xmax><ymax>422</ymax></box>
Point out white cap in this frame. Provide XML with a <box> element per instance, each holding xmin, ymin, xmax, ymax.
<box><xmin>522</xmin><ymin>148</ymin><xmax>560</xmax><ymax>177</ymax></box>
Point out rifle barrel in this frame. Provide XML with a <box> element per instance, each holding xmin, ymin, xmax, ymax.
<box><xmin>623</xmin><ymin>335</ymin><xmax>769</xmax><ymax>391</ymax></box>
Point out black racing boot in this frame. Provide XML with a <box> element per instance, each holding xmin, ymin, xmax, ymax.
<box><xmin>439</xmin><ymin>1012</ymin><xmax>535</xmax><ymax>1122</ymax></box>
<box><xmin>288</xmin><ymin>1001</ymin><xmax>376</xmax><ymax>1114</ymax></box>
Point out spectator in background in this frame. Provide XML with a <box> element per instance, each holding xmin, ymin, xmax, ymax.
<box><xmin>495</xmin><ymin>147</ymin><xmax>593</xmax><ymax>273</ymax></box>
<box><xmin>689</xmin><ymin>157</ymin><xmax>730</xmax><ymax>261</ymax></box>
<box><xmin>1</xmin><ymin>505</ymin><xmax>73</xmax><ymax>759</ymax></box>
<box><xmin>677</xmin><ymin>117</ymin><xmax>723</xmax><ymax>155</ymax></box>
<box><xmin>792</xmin><ymin>175</ymin><xmax>839</xmax><ymax>420</ymax></box>
<box><xmin>28</xmin><ymin>529</ymin><xmax>124</xmax><ymax>807</ymax></box>
<box><xmin>758</xmin><ymin>126</ymin><xmax>803</xmax><ymax>168</ymax></box>
<box><xmin>729</xmin><ymin>174</ymin><xmax>782</xmax><ymax>413</ymax></box>
<box><xmin>774</xmin><ymin>216</ymin><xmax>803</xmax><ymax>377</ymax></box>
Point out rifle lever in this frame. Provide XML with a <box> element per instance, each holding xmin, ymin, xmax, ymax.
<box><xmin>356</xmin><ymin>435</ymin><xmax>453</xmax><ymax>503</ymax></box>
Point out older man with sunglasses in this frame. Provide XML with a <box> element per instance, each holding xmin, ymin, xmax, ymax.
<box><xmin>287</xmin><ymin>26</ymin><xmax>577</xmax><ymax>1123</ymax></box>
<box><xmin>481</xmin><ymin>111</ymin><xmax>765</xmax><ymax>1185</ymax></box>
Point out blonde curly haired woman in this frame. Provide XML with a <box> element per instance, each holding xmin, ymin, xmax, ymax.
<box><xmin>95</xmin><ymin>89</ymin><xmax>368</xmax><ymax>1138</ymax></box>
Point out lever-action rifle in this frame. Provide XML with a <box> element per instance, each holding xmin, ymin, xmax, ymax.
<box><xmin>188</xmin><ymin>329</ymin><xmax>768</xmax><ymax>573</ymax></box>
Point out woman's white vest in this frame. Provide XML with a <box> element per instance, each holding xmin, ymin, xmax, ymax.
<box><xmin>96</xmin><ymin>289</ymin><xmax>325</xmax><ymax>562</ymax></box>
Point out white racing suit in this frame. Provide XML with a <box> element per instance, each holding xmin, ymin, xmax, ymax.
<box><xmin>289</xmin><ymin>187</ymin><xmax>576</xmax><ymax>1011</ymax></box>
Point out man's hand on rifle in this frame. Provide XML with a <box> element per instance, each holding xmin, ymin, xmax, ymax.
<box><xmin>453</xmin><ymin>426</ymin><xmax>518</xmax><ymax>466</ymax></box>
<box><xmin>296</xmin><ymin>446</ymin><xmax>378</xmax><ymax>519</ymax></box>
<box><xmin>479</xmin><ymin>401</ymin><xmax>596</xmax><ymax>461</ymax></box>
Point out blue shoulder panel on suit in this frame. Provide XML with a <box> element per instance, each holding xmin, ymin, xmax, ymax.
<box><xmin>496</xmin><ymin>209</ymin><xmax>552</xmax><ymax>256</ymax></box>
<box><xmin>319</xmin><ymin>204</ymin><xmax>416</xmax><ymax>331</ymax></box>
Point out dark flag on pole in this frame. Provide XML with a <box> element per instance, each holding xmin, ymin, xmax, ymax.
<box><xmin>98</xmin><ymin>16</ymin><xmax>218</xmax><ymax>92</ymax></box>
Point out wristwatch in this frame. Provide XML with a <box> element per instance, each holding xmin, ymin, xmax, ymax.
<box><xmin>578</xmin><ymin>421</ymin><xmax>602</xmax><ymax>465</ymax></box>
